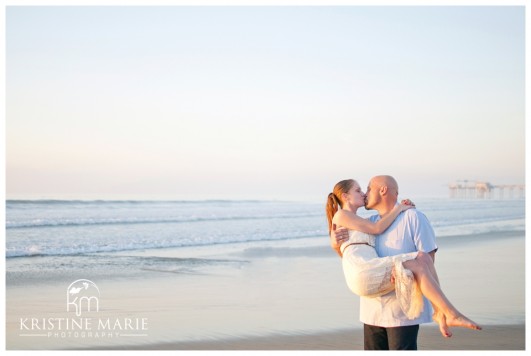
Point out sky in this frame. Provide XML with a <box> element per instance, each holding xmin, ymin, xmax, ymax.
<box><xmin>5</xmin><ymin>5</ymin><xmax>526</xmax><ymax>201</ymax></box>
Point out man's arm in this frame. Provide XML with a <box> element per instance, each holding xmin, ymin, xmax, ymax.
<box><xmin>409</xmin><ymin>209</ymin><xmax>438</xmax><ymax>256</ymax></box>
<box><xmin>330</xmin><ymin>224</ymin><xmax>349</xmax><ymax>257</ymax></box>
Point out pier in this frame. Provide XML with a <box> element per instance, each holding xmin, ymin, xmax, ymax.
<box><xmin>448</xmin><ymin>180</ymin><xmax>525</xmax><ymax>199</ymax></box>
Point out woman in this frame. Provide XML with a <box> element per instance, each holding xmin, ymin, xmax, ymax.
<box><xmin>326</xmin><ymin>179</ymin><xmax>481</xmax><ymax>338</ymax></box>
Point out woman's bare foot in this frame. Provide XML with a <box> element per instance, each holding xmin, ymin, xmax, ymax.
<box><xmin>433</xmin><ymin>312</ymin><xmax>452</xmax><ymax>338</ymax></box>
<box><xmin>445</xmin><ymin>313</ymin><xmax>482</xmax><ymax>331</ymax></box>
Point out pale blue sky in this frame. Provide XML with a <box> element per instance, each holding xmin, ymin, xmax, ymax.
<box><xmin>6</xmin><ymin>6</ymin><xmax>525</xmax><ymax>201</ymax></box>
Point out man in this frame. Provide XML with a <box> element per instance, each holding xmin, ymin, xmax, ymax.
<box><xmin>330</xmin><ymin>175</ymin><xmax>438</xmax><ymax>350</ymax></box>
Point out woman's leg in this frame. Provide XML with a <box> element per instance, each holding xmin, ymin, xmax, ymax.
<box><xmin>411</xmin><ymin>252</ymin><xmax>451</xmax><ymax>337</ymax></box>
<box><xmin>402</xmin><ymin>255</ymin><xmax>481</xmax><ymax>336</ymax></box>
<box><xmin>417</xmin><ymin>252</ymin><xmax>440</xmax><ymax>285</ymax></box>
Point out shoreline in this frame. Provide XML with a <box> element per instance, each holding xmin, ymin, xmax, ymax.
<box><xmin>83</xmin><ymin>324</ymin><xmax>525</xmax><ymax>350</ymax></box>
<box><xmin>6</xmin><ymin>229</ymin><xmax>526</xmax><ymax>350</ymax></box>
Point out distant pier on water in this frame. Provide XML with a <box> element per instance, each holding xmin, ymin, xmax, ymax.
<box><xmin>448</xmin><ymin>180</ymin><xmax>525</xmax><ymax>199</ymax></box>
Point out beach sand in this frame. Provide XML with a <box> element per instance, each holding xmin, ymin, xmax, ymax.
<box><xmin>5</xmin><ymin>230</ymin><xmax>526</xmax><ymax>350</ymax></box>
<box><xmin>117</xmin><ymin>324</ymin><xmax>525</xmax><ymax>350</ymax></box>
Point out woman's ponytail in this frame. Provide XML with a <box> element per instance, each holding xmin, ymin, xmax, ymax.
<box><xmin>326</xmin><ymin>192</ymin><xmax>340</xmax><ymax>235</ymax></box>
<box><xmin>325</xmin><ymin>179</ymin><xmax>356</xmax><ymax>235</ymax></box>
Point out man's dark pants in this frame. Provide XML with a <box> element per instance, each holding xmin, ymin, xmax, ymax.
<box><xmin>364</xmin><ymin>324</ymin><xmax>420</xmax><ymax>350</ymax></box>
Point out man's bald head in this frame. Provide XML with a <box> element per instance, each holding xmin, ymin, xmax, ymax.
<box><xmin>372</xmin><ymin>175</ymin><xmax>399</xmax><ymax>196</ymax></box>
<box><xmin>365</xmin><ymin>175</ymin><xmax>399</xmax><ymax>213</ymax></box>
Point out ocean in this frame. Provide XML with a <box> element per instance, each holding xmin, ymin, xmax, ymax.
<box><xmin>5</xmin><ymin>198</ymin><xmax>525</xmax><ymax>282</ymax></box>
<box><xmin>5</xmin><ymin>198</ymin><xmax>526</xmax><ymax>349</ymax></box>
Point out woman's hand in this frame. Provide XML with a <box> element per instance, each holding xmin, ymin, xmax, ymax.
<box><xmin>401</xmin><ymin>198</ymin><xmax>415</xmax><ymax>206</ymax></box>
<box><xmin>398</xmin><ymin>199</ymin><xmax>416</xmax><ymax>212</ymax></box>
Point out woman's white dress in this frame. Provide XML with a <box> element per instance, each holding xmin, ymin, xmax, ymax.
<box><xmin>340</xmin><ymin>230</ymin><xmax>424</xmax><ymax>320</ymax></box>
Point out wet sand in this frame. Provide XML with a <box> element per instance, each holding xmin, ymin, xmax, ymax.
<box><xmin>5</xmin><ymin>230</ymin><xmax>526</xmax><ymax>350</ymax></box>
<box><xmin>121</xmin><ymin>324</ymin><xmax>525</xmax><ymax>350</ymax></box>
